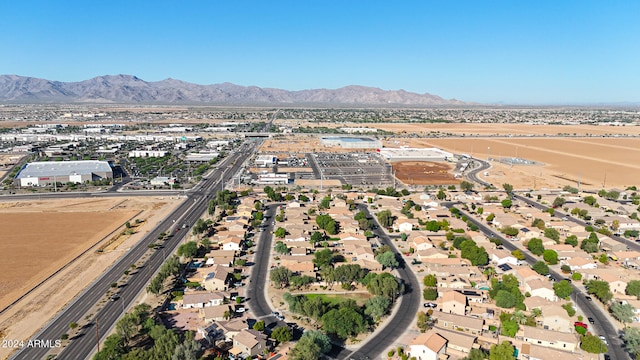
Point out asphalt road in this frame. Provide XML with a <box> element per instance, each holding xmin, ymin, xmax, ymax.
<box><xmin>11</xmin><ymin>143</ymin><xmax>257</xmax><ymax>360</ymax></box>
<box><xmin>333</xmin><ymin>204</ymin><xmax>421</xmax><ymax>360</ymax></box>
<box><xmin>246</xmin><ymin>203</ymin><xmax>281</xmax><ymax>322</ymax></box>
<box><xmin>452</xmin><ymin>205</ymin><xmax>628</xmax><ymax>360</ymax></box>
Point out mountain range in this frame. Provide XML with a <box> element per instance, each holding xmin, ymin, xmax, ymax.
<box><xmin>0</xmin><ymin>74</ymin><xmax>467</xmax><ymax>106</ymax></box>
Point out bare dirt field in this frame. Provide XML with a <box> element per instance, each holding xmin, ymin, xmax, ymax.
<box><xmin>396</xmin><ymin>137</ymin><xmax>640</xmax><ymax>190</ymax></box>
<box><xmin>363</xmin><ymin>123</ymin><xmax>640</xmax><ymax>136</ymax></box>
<box><xmin>392</xmin><ymin>161</ymin><xmax>459</xmax><ymax>185</ymax></box>
<box><xmin>0</xmin><ymin>196</ymin><xmax>181</xmax><ymax>360</ymax></box>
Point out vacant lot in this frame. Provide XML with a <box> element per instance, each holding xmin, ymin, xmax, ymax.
<box><xmin>392</xmin><ymin>161</ymin><xmax>458</xmax><ymax>185</ymax></box>
<box><xmin>398</xmin><ymin>137</ymin><xmax>640</xmax><ymax>190</ymax></box>
<box><xmin>0</xmin><ymin>204</ymin><xmax>137</xmax><ymax>311</ymax></box>
<box><xmin>0</xmin><ymin>197</ymin><xmax>181</xmax><ymax>360</ymax></box>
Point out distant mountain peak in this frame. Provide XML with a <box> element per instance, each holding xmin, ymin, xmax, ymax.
<box><xmin>0</xmin><ymin>74</ymin><xmax>469</xmax><ymax>106</ymax></box>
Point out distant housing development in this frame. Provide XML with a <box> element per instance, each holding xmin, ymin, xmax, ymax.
<box><xmin>16</xmin><ymin>160</ymin><xmax>113</xmax><ymax>187</ymax></box>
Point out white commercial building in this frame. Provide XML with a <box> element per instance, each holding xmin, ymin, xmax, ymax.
<box><xmin>129</xmin><ymin>150</ymin><xmax>167</xmax><ymax>158</ymax></box>
<box><xmin>320</xmin><ymin>136</ymin><xmax>381</xmax><ymax>149</ymax></box>
<box><xmin>378</xmin><ymin>147</ymin><xmax>454</xmax><ymax>162</ymax></box>
<box><xmin>255</xmin><ymin>155</ymin><xmax>277</xmax><ymax>167</ymax></box>
<box><xmin>256</xmin><ymin>173</ymin><xmax>289</xmax><ymax>185</ymax></box>
<box><xmin>16</xmin><ymin>160</ymin><xmax>113</xmax><ymax>187</ymax></box>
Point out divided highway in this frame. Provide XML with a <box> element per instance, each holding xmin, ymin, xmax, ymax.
<box><xmin>11</xmin><ymin>143</ymin><xmax>256</xmax><ymax>360</ymax></box>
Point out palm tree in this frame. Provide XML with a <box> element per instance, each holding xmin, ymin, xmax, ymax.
<box><xmin>483</xmin><ymin>267</ymin><xmax>496</xmax><ymax>281</ymax></box>
<box><xmin>513</xmin><ymin>310</ymin><xmax>527</xmax><ymax>325</ymax></box>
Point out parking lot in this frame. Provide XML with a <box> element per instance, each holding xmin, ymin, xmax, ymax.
<box><xmin>307</xmin><ymin>152</ymin><xmax>394</xmax><ymax>186</ymax></box>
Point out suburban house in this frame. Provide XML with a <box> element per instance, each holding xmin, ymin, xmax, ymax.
<box><xmin>537</xmin><ymin>304</ymin><xmax>572</xmax><ymax>332</ymax></box>
<box><xmin>230</xmin><ymin>329</ymin><xmax>268</xmax><ymax>358</ymax></box>
<box><xmin>520</xmin><ymin>343</ymin><xmax>584</xmax><ymax>360</ymax></box>
<box><xmin>202</xmin><ymin>265</ymin><xmax>230</xmax><ymax>291</ymax></box>
<box><xmin>408</xmin><ymin>331</ymin><xmax>447</xmax><ymax>360</ymax></box>
<box><xmin>182</xmin><ymin>291</ymin><xmax>225</xmax><ymax>309</ymax></box>
<box><xmin>433</xmin><ymin>327</ymin><xmax>477</xmax><ymax>355</ymax></box>
<box><xmin>411</xmin><ymin>236</ymin><xmax>434</xmax><ymax>251</ymax></box>
<box><xmin>521</xmin><ymin>326</ymin><xmax>579</xmax><ymax>352</ymax></box>
<box><xmin>199</xmin><ymin>305</ymin><xmax>231</xmax><ymax>323</ymax></box>
<box><xmin>205</xmin><ymin>250</ymin><xmax>237</xmax><ymax>267</ymax></box>
<box><xmin>525</xmin><ymin>279</ymin><xmax>557</xmax><ymax>302</ymax></box>
<box><xmin>440</xmin><ymin>290</ymin><xmax>468</xmax><ymax>316</ymax></box>
<box><xmin>564</xmin><ymin>257</ymin><xmax>597</xmax><ymax>271</ymax></box>
<box><xmin>489</xmin><ymin>248</ymin><xmax>520</xmax><ymax>266</ymax></box>
<box><xmin>433</xmin><ymin>311</ymin><xmax>483</xmax><ymax>336</ymax></box>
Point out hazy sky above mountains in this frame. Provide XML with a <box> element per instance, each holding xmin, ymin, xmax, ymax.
<box><xmin>1</xmin><ymin>1</ymin><xmax>638</xmax><ymax>104</ymax></box>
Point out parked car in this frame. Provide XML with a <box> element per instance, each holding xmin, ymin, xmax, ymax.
<box><xmin>585</xmin><ymin>296</ymin><xmax>592</xmax><ymax>301</ymax></box>
<box><xmin>588</xmin><ymin>317</ymin><xmax>595</xmax><ymax>324</ymax></box>
<box><xmin>574</xmin><ymin>321</ymin><xmax>588</xmax><ymax>329</ymax></box>
<box><xmin>423</xmin><ymin>302</ymin><xmax>437</xmax><ymax>308</ymax></box>
<box><xmin>599</xmin><ymin>335</ymin><xmax>608</xmax><ymax>345</ymax></box>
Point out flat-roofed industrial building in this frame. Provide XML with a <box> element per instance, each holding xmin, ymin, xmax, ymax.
<box><xmin>16</xmin><ymin>160</ymin><xmax>113</xmax><ymax>187</ymax></box>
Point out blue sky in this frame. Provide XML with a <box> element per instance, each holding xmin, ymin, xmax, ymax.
<box><xmin>1</xmin><ymin>1</ymin><xmax>639</xmax><ymax>104</ymax></box>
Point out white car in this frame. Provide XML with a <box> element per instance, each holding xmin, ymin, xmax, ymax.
<box><xmin>599</xmin><ymin>335</ymin><xmax>608</xmax><ymax>345</ymax></box>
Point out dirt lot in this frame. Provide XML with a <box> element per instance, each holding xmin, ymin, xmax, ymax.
<box><xmin>359</xmin><ymin>122</ymin><xmax>640</xmax><ymax>136</ymax></box>
<box><xmin>396</xmin><ymin>137</ymin><xmax>640</xmax><ymax>190</ymax></box>
<box><xmin>0</xmin><ymin>196</ymin><xmax>181</xmax><ymax>360</ymax></box>
<box><xmin>392</xmin><ymin>161</ymin><xmax>459</xmax><ymax>185</ymax></box>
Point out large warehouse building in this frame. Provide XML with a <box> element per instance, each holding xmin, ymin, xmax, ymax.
<box><xmin>16</xmin><ymin>160</ymin><xmax>113</xmax><ymax>187</ymax></box>
<box><xmin>378</xmin><ymin>147</ymin><xmax>454</xmax><ymax>162</ymax></box>
<box><xmin>320</xmin><ymin>136</ymin><xmax>382</xmax><ymax>149</ymax></box>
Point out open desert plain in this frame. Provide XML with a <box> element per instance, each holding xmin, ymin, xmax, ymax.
<box><xmin>0</xmin><ymin>196</ymin><xmax>181</xmax><ymax>360</ymax></box>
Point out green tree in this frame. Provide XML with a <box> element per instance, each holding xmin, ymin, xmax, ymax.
<box><xmin>423</xmin><ymin>287</ymin><xmax>438</xmax><ymax>301</ymax></box>
<box><xmin>321</xmin><ymin>307</ymin><xmax>366</xmax><ymax>339</ymax></box>
<box><xmin>532</xmin><ymin>261</ymin><xmax>550</xmax><ymax>275</ymax></box>
<box><xmin>543</xmin><ymin>249</ymin><xmax>559</xmax><ymax>265</ymax></box>
<box><xmin>495</xmin><ymin>290</ymin><xmax>516</xmax><ymax>308</ymax></box>
<box><xmin>623</xmin><ymin>327</ymin><xmax>640</xmax><ymax>359</ymax></box>
<box><xmin>511</xmin><ymin>249</ymin><xmax>525</xmax><ymax>260</ymax></box>
<box><xmin>275</xmin><ymin>241</ymin><xmax>289</xmax><ymax>255</ymax></box>
<box><xmin>500</xmin><ymin>319</ymin><xmax>519</xmax><ymax>337</ymax></box>
<box><xmin>177</xmin><ymin>241</ymin><xmax>198</xmax><ymax>258</ymax></box>
<box><xmin>486</xmin><ymin>213</ymin><xmax>495</xmax><ymax>222</ymax></box>
<box><xmin>610</xmin><ymin>302</ymin><xmax>635</xmax><ymax>324</ymax></box>
<box><xmin>376</xmin><ymin>251</ymin><xmax>399</xmax><ymax>269</ymax></box>
<box><xmin>580</xmin><ymin>334</ymin><xmax>607</xmax><ymax>353</ymax></box>
<box><xmin>364</xmin><ymin>296</ymin><xmax>391</xmax><ymax>322</ymax></box>
<box><xmin>289</xmin><ymin>336</ymin><xmax>321</xmax><ymax>360</ymax></box>
<box><xmin>552</xmin><ymin>197</ymin><xmax>566</xmax><ymax>208</ymax></box>
<box><xmin>417</xmin><ymin>311</ymin><xmax>432</xmax><ymax>333</ymax></box>
<box><xmin>462</xmin><ymin>349</ymin><xmax>486</xmax><ymax>360</ymax></box>
<box><xmin>501</xmin><ymin>199</ymin><xmax>513</xmax><ymax>209</ymax></box>
<box><xmin>423</xmin><ymin>274</ymin><xmax>437</xmax><ymax>287</ymax></box>
<box><xmin>553</xmin><ymin>280</ymin><xmax>573</xmax><ymax>299</ymax></box>
<box><xmin>270</xmin><ymin>266</ymin><xmax>293</xmax><ymax>289</ymax></box>
<box><xmin>376</xmin><ymin>210</ymin><xmax>394</xmax><ymax>228</ymax></box>
<box><xmin>272</xmin><ymin>326</ymin><xmax>293</xmax><ymax>343</ymax></box>
<box><xmin>527</xmin><ymin>238</ymin><xmax>545</xmax><ymax>256</ymax></box>
<box><xmin>274</xmin><ymin>227</ymin><xmax>287</xmax><ymax>238</ymax></box>
<box><xmin>565</xmin><ymin>235</ymin><xmax>578</xmax><ymax>247</ymax></box>
<box><xmin>310</xmin><ymin>231</ymin><xmax>324</xmax><ymax>244</ymax></box>
<box><xmin>460</xmin><ymin>180</ymin><xmax>474</xmax><ymax>192</ymax></box>
<box><xmin>366</xmin><ymin>272</ymin><xmax>401</xmax><ymax>300</ymax></box>
<box><xmin>562</xmin><ymin>302</ymin><xmax>576</xmax><ymax>317</ymax></box>
<box><xmin>313</xmin><ymin>249</ymin><xmax>334</xmax><ymax>268</ymax></box>
<box><xmin>489</xmin><ymin>341</ymin><xmax>515</xmax><ymax>360</ymax></box>
<box><xmin>253</xmin><ymin>320</ymin><xmax>265</xmax><ymax>331</ymax></box>
<box><xmin>585</xmin><ymin>280</ymin><xmax>613</xmax><ymax>303</ymax></box>
<box><xmin>502</xmin><ymin>226</ymin><xmax>519</xmax><ymax>237</ymax></box>
<box><xmin>544</xmin><ymin>228</ymin><xmax>560</xmax><ymax>241</ymax></box>
<box><xmin>503</xmin><ymin>183</ymin><xmax>514</xmax><ymax>194</ymax></box>
<box><xmin>627</xmin><ymin>280</ymin><xmax>640</xmax><ymax>298</ymax></box>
